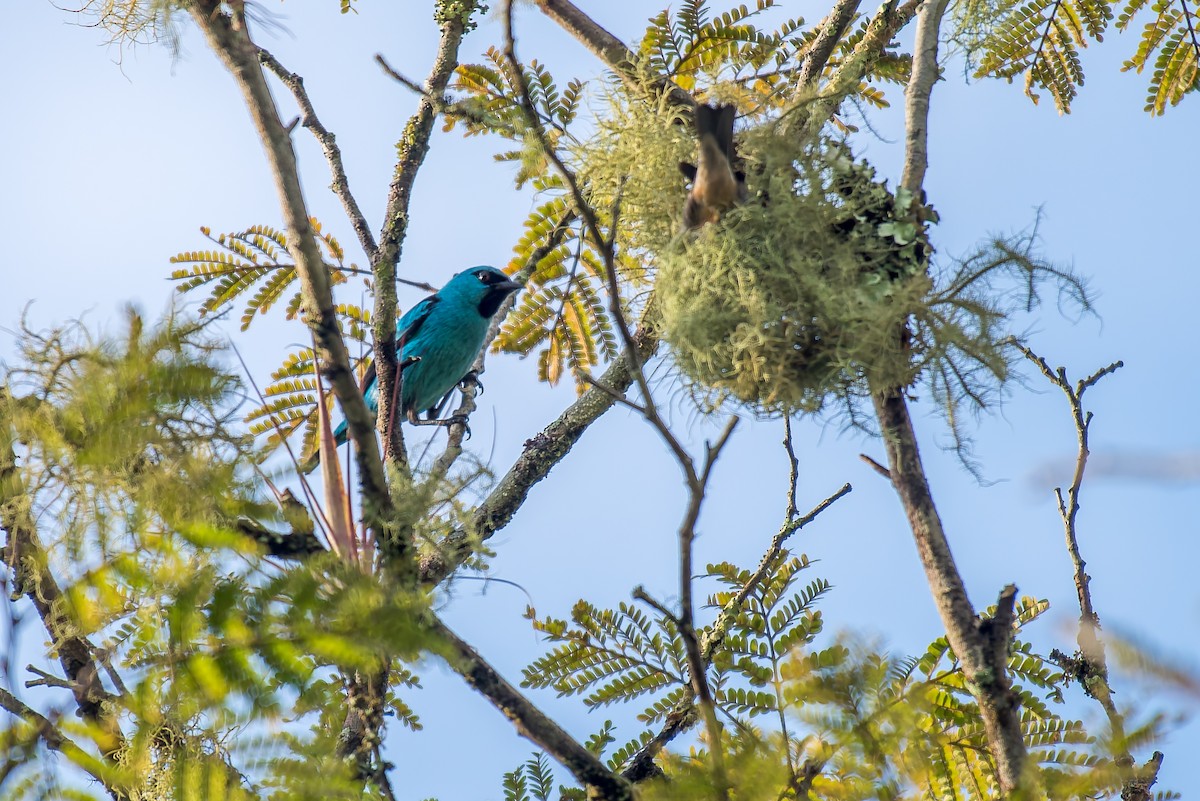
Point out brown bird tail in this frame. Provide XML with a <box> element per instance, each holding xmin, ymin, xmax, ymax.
<box><xmin>695</xmin><ymin>103</ymin><xmax>736</xmax><ymax>162</ymax></box>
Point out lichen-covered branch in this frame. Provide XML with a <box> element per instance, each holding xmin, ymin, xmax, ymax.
<box><xmin>371</xmin><ymin>1</ymin><xmax>480</xmax><ymax>467</ymax></box>
<box><xmin>188</xmin><ymin>1</ymin><xmax>404</xmax><ymax>573</ymax></box>
<box><xmin>796</xmin><ymin>0</ymin><xmax>864</xmax><ymax>88</ymax></box>
<box><xmin>418</xmin><ymin>321</ymin><xmax>659</xmax><ymax>584</ymax></box>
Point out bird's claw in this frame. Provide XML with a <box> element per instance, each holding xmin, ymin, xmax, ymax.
<box><xmin>459</xmin><ymin>370</ymin><xmax>484</xmax><ymax>396</ymax></box>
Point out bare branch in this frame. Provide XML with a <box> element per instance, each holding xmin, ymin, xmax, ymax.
<box><xmin>1016</xmin><ymin>345</ymin><xmax>1160</xmax><ymax>798</ymax></box>
<box><xmin>533</xmin><ymin>0</ymin><xmax>695</xmax><ymax>109</ymax></box>
<box><xmin>24</xmin><ymin>665</ymin><xmax>73</xmax><ymax>691</ymax></box>
<box><xmin>900</xmin><ymin>0</ymin><xmax>952</xmax><ymax>193</ymax></box>
<box><xmin>858</xmin><ymin>452</ymin><xmax>893</xmax><ymax>481</ymax></box>
<box><xmin>799</xmin><ymin>0</ymin><xmax>921</xmax><ymax>134</ymax></box>
<box><xmin>871</xmin><ymin>391</ymin><xmax>1027</xmax><ymax>792</ymax></box>
<box><xmin>631</xmin><ymin>585</ymin><xmax>680</xmax><ymax>625</ymax></box>
<box><xmin>430</xmin><ymin>616</ymin><xmax>632</xmax><ymax>801</ymax></box>
<box><xmin>257</xmin><ymin>46</ymin><xmax>378</xmax><ymax>261</ymax></box>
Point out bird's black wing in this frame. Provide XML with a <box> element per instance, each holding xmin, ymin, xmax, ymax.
<box><xmin>358</xmin><ymin>295</ymin><xmax>441</xmax><ymax>393</ymax></box>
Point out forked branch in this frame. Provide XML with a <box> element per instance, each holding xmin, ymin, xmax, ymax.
<box><xmin>1016</xmin><ymin>344</ymin><xmax>1163</xmax><ymax>799</ymax></box>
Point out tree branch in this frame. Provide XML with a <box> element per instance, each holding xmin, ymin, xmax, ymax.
<box><xmin>418</xmin><ymin>319</ymin><xmax>659</xmax><ymax>584</ymax></box>
<box><xmin>430</xmin><ymin>616</ymin><xmax>632</xmax><ymax>801</ymax></box>
<box><xmin>1016</xmin><ymin>345</ymin><xmax>1162</xmax><ymax>799</ymax></box>
<box><xmin>856</xmin><ymin>0</ymin><xmax>1030</xmax><ymax>791</ymax></box>
<box><xmin>256</xmin><ymin>46</ymin><xmax>379</xmax><ymax>262</ymax></box>
<box><xmin>532</xmin><ymin>0</ymin><xmax>695</xmax><ymax>109</ymax></box>
<box><xmin>900</xmin><ymin>0</ymin><xmax>951</xmax><ymax>194</ymax></box>
<box><xmin>0</xmin><ymin>409</ymin><xmax>123</xmax><ymax>761</ymax></box>
<box><xmin>188</xmin><ymin>1</ymin><xmax>404</xmax><ymax>574</ymax></box>
<box><xmin>0</xmin><ymin>687</ymin><xmax>113</xmax><ymax>789</ymax></box>
<box><xmin>796</xmin><ymin>0</ymin><xmax>864</xmax><ymax>88</ymax></box>
<box><xmin>371</xmin><ymin>1</ymin><xmax>480</xmax><ymax>468</ymax></box>
<box><xmin>871</xmin><ymin>391</ymin><xmax>1027</xmax><ymax>792</ymax></box>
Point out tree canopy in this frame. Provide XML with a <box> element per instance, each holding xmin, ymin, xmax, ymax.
<box><xmin>2</xmin><ymin>2</ymin><xmax>1197</xmax><ymax>800</ymax></box>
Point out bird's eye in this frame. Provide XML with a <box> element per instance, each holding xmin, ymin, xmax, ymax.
<box><xmin>476</xmin><ymin>270</ymin><xmax>495</xmax><ymax>284</ymax></box>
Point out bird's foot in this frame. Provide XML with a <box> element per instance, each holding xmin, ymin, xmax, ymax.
<box><xmin>459</xmin><ymin>370</ymin><xmax>483</xmax><ymax>396</ymax></box>
<box><xmin>408</xmin><ymin>412</ymin><xmax>472</xmax><ymax>439</ymax></box>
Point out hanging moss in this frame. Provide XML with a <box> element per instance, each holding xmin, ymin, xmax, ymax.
<box><xmin>655</xmin><ymin>132</ymin><xmax>937</xmax><ymax>414</ymax></box>
<box><xmin>572</xmin><ymin>86</ymin><xmax>1087</xmax><ymax>426</ymax></box>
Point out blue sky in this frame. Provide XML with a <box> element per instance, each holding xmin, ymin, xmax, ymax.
<box><xmin>3</xmin><ymin>2</ymin><xmax>1198</xmax><ymax>798</ymax></box>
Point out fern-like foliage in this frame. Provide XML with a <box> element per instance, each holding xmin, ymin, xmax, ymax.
<box><xmin>974</xmin><ymin>0</ymin><xmax>1114</xmax><ymax>111</ymax></box>
<box><xmin>706</xmin><ymin>552</ymin><xmax>828</xmax><ymax>723</ymax></box>
<box><xmin>517</xmin><ymin>532</ymin><xmax>1159</xmax><ymax>797</ymax></box>
<box><xmin>170</xmin><ymin>219</ymin><xmax>357</xmax><ymax>330</ymax></box>
<box><xmin>974</xmin><ymin>0</ymin><xmax>1199</xmax><ymax>113</ymax></box>
<box><xmin>169</xmin><ymin>220</ymin><xmax>378</xmax><ymax>454</ymax></box>
<box><xmin>1118</xmin><ymin>0</ymin><xmax>1200</xmax><ymax>112</ymax></box>
<box><xmin>0</xmin><ymin>310</ymin><xmax>433</xmax><ymax>798</ymax></box>
<box><xmin>522</xmin><ymin>600</ymin><xmax>689</xmax><ymax>720</ymax></box>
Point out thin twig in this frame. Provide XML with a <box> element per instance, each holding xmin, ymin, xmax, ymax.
<box><xmin>1016</xmin><ymin>344</ymin><xmax>1161</xmax><ymax>799</ymax></box>
<box><xmin>783</xmin><ymin>418</ymin><xmax>800</xmax><ymax>518</ymax></box>
<box><xmin>631</xmin><ymin>585</ymin><xmax>680</xmax><ymax>626</ymax></box>
<box><xmin>23</xmin><ymin>665</ymin><xmax>71</xmax><ymax>691</ymax></box>
<box><xmin>257</xmin><ymin>46</ymin><xmax>378</xmax><ymax>261</ymax></box>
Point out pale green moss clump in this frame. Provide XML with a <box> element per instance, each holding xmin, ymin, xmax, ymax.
<box><xmin>573</xmin><ymin>86</ymin><xmax>1086</xmax><ymax>428</ymax></box>
<box><xmin>656</xmin><ymin>132</ymin><xmax>936</xmax><ymax>414</ymax></box>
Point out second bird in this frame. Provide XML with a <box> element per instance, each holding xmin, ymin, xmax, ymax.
<box><xmin>680</xmin><ymin>103</ymin><xmax>746</xmax><ymax>230</ymax></box>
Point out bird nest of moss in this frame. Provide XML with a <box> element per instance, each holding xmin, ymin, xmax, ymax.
<box><xmin>653</xmin><ymin>133</ymin><xmax>936</xmax><ymax>414</ymax></box>
<box><xmin>575</xmin><ymin>89</ymin><xmax>1082</xmax><ymax>423</ymax></box>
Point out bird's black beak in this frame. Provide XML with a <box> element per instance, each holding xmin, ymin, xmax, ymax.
<box><xmin>479</xmin><ymin>279</ymin><xmax>523</xmax><ymax>318</ymax></box>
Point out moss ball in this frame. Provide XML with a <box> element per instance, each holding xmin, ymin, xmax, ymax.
<box><xmin>656</xmin><ymin>138</ymin><xmax>934</xmax><ymax>414</ymax></box>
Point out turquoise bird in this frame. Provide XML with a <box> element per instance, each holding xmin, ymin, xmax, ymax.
<box><xmin>305</xmin><ymin>266</ymin><xmax>520</xmax><ymax>471</ymax></box>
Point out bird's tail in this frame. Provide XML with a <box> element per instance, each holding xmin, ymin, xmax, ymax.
<box><xmin>299</xmin><ymin>419</ymin><xmax>350</xmax><ymax>475</ymax></box>
<box><xmin>695</xmin><ymin>103</ymin><xmax>736</xmax><ymax>162</ymax></box>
